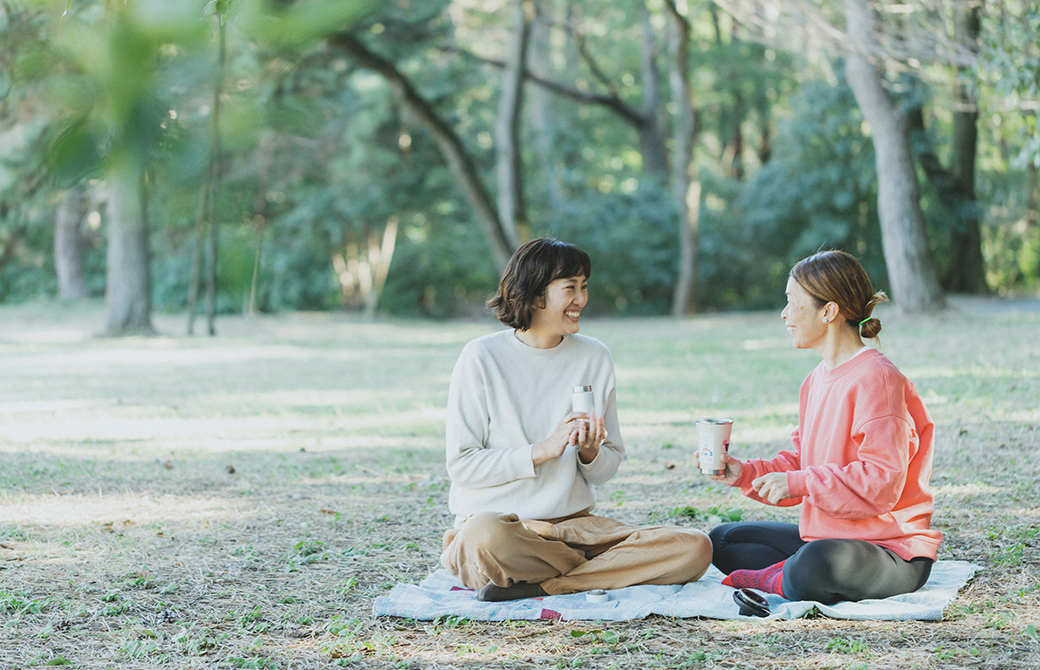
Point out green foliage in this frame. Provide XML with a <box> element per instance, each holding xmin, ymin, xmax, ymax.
<box><xmin>716</xmin><ymin>71</ymin><xmax>886</xmax><ymax>309</ymax></box>
<box><xmin>826</xmin><ymin>637</ymin><xmax>869</xmax><ymax>655</ymax></box>
<box><xmin>979</xmin><ymin>2</ymin><xmax>1040</xmax><ymax>169</ymax></box>
<box><xmin>240</xmin><ymin>0</ymin><xmax>379</xmax><ymax>45</ymax></box>
<box><xmin>669</xmin><ymin>505</ymin><xmax>743</xmax><ymax>524</ymax></box>
<box><xmin>570</xmin><ymin>628</ymin><xmax>621</xmax><ymax>645</ymax></box>
<box><xmin>0</xmin><ymin>592</ymin><xmax>49</xmax><ymax>615</ymax></box>
<box><xmin>548</xmin><ymin>180</ymin><xmax>678</xmax><ymax>315</ymax></box>
<box><xmin>2</xmin><ymin>0</ymin><xmax>1038</xmax><ymax>318</ymax></box>
<box><xmin>985</xmin><ymin>523</ymin><xmax>1039</xmax><ymax>566</ymax></box>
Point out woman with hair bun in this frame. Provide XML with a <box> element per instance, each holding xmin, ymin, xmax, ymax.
<box><xmin>707</xmin><ymin>250</ymin><xmax>942</xmax><ymax>605</ymax></box>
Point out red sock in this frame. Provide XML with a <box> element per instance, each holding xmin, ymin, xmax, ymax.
<box><xmin>721</xmin><ymin>560</ymin><xmax>786</xmax><ymax>597</ymax></box>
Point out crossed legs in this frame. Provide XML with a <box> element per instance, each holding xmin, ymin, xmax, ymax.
<box><xmin>709</xmin><ymin>521</ymin><xmax>933</xmax><ymax>604</ymax></box>
<box><xmin>441</xmin><ymin>511</ymin><xmax>712</xmax><ymax>599</ymax></box>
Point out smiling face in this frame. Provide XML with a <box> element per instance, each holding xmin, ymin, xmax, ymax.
<box><xmin>781</xmin><ymin>277</ymin><xmax>828</xmax><ymax>351</ymax></box>
<box><xmin>528</xmin><ymin>274</ymin><xmax>588</xmax><ymax>341</ymax></box>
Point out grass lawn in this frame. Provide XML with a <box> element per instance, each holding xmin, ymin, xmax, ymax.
<box><xmin>1</xmin><ymin>298</ymin><xmax>1038</xmax><ymax>669</ymax></box>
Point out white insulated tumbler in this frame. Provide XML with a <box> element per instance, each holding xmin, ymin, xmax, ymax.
<box><xmin>697</xmin><ymin>417</ymin><xmax>732</xmax><ymax>475</ymax></box>
<box><xmin>572</xmin><ymin>385</ymin><xmax>594</xmax><ymax>415</ymax></box>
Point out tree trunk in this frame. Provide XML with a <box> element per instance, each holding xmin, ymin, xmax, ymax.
<box><xmin>187</xmin><ymin>16</ymin><xmax>226</xmax><ymax>335</ymax></box>
<box><xmin>1028</xmin><ymin>163</ymin><xmax>1039</xmax><ymax>282</ymax></box>
<box><xmin>204</xmin><ymin>16</ymin><xmax>226</xmax><ymax>336</ymax></box>
<box><xmin>943</xmin><ymin>3</ymin><xmax>986</xmax><ymax>294</ymax></box>
<box><xmin>725</xmin><ymin>91</ymin><xmax>746</xmax><ymax>180</ymax></box>
<box><xmin>638</xmin><ymin>0</ymin><xmax>668</xmax><ymax>176</ymax></box>
<box><xmin>665</xmin><ymin>0</ymin><xmax>700</xmax><ymax>317</ymax></box>
<box><xmin>333</xmin><ymin>32</ymin><xmax>515</xmax><ymax>271</ymax></box>
<box><xmin>105</xmin><ymin>157</ymin><xmax>154</xmax><ymax>336</ymax></box>
<box><xmin>495</xmin><ymin>0</ymin><xmax>533</xmax><ymax>248</ymax></box>
<box><xmin>1028</xmin><ymin>163</ymin><xmax>1039</xmax><ymax>230</ymax></box>
<box><xmin>759</xmin><ymin>109</ymin><xmax>772</xmax><ymax>165</ymax></box>
<box><xmin>331</xmin><ymin>218</ymin><xmax>399</xmax><ymax>318</ymax></box>
<box><xmin>248</xmin><ymin>132</ymin><xmax>274</xmax><ymax>316</ymax></box>
<box><xmin>186</xmin><ymin>172</ymin><xmax>207</xmax><ymax>334</ymax></box>
<box><xmin>363</xmin><ymin>217</ymin><xmax>398</xmax><ymax>320</ymax></box>
<box><xmin>528</xmin><ymin>0</ymin><xmax>565</xmax><ymax>213</ymax></box>
<box><xmin>716</xmin><ymin>11</ymin><xmax>745</xmax><ymax>181</ymax></box>
<box><xmin>55</xmin><ymin>185</ymin><xmax>90</xmax><ymax>301</ymax></box>
<box><xmin>843</xmin><ymin>0</ymin><xmax>944</xmax><ymax>313</ymax></box>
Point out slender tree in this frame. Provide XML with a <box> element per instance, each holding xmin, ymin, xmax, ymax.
<box><xmin>528</xmin><ymin>0</ymin><xmax>565</xmax><ymax>213</ymax></box>
<box><xmin>637</xmin><ymin>1</ymin><xmax>667</xmax><ymax>176</ymax></box>
<box><xmin>188</xmin><ymin>2</ymin><xmax>229</xmax><ymax>335</ymax></box>
<box><xmin>944</xmin><ymin>2</ymin><xmax>985</xmax><ymax>293</ymax></box>
<box><xmin>665</xmin><ymin>0</ymin><xmax>701</xmax><ymax>316</ymax></box>
<box><xmin>55</xmin><ymin>184</ymin><xmax>90</xmax><ymax>301</ymax></box>
<box><xmin>495</xmin><ymin>0</ymin><xmax>535</xmax><ymax>248</ymax></box>
<box><xmin>843</xmin><ymin>0</ymin><xmax>944</xmax><ymax>312</ymax></box>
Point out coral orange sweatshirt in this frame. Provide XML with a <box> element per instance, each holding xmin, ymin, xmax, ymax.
<box><xmin>733</xmin><ymin>348</ymin><xmax>942</xmax><ymax>561</ymax></box>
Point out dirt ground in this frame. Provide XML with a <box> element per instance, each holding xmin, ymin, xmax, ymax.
<box><xmin>1</xmin><ymin>299</ymin><xmax>1038</xmax><ymax>669</ymax></box>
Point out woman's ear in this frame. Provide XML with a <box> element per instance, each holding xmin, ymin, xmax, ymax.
<box><xmin>821</xmin><ymin>301</ymin><xmax>840</xmax><ymax>323</ymax></box>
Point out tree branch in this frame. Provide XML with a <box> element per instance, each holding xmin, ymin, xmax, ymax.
<box><xmin>330</xmin><ymin>32</ymin><xmax>513</xmax><ymax>269</ymax></box>
<box><xmin>438</xmin><ymin>44</ymin><xmax>648</xmax><ymax>129</ymax></box>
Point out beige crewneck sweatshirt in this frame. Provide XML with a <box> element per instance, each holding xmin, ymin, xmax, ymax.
<box><xmin>445</xmin><ymin>329</ymin><xmax>625</xmax><ymax>528</ymax></box>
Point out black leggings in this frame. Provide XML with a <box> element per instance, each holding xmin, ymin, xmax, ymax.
<box><xmin>709</xmin><ymin>522</ymin><xmax>933</xmax><ymax>604</ymax></box>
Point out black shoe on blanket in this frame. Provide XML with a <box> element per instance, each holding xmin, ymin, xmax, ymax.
<box><xmin>733</xmin><ymin>588</ymin><xmax>771</xmax><ymax>617</ymax></box>
<box><xmin>476</xmin><ymin>582</ymin><xmax>548</xmax><ymax>602</ymax></box>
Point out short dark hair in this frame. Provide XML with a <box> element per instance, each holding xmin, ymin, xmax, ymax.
<box><xmin>488</xmin><ymin>238</ymin><xmax>592</xmax><ymax>330</ymax></box>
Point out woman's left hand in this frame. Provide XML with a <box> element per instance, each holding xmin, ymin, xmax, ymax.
<box><xmin>751</xmin><ymin>472</ymin><xmax>790</xmax><ymax>504</ymax></box>
<box><xmin>575</xmin><ymin>414</ymin><xmax>606</xmax><ymax>464</ymax></box>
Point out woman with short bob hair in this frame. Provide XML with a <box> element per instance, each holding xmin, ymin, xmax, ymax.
<box><xmin>707</xmin><ymin>250</ymin><xmax>942</xmax><ymax>605</ymax></box>
<box><xmin>488</xmin><ymin>237</ymin><xmax>592</xmax><ymax>331</ymax></box>
<box><xmin>442</xmin><ymin>238</ymin><xmax>711</xmax><ymax>601</ymax></box>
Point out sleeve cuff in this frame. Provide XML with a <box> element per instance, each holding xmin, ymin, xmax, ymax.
<box><xmin>733</xmin><ymin>465</ymin><xmax>755</xmax><ymax>489</ymax></box>
<box><xmin>786</xmin><ymin>471</ymin><xmax>808</xmax><ymax>498</ymax></box>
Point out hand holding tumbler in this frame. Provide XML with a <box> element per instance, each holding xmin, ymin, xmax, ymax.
<box><xmin>697</xmin><ymin>418</ymin><xmax>732</xmax><ymax>475</ymax></box>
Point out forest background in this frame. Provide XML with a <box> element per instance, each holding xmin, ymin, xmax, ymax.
<box><xmin>1</xmin><ymin>0</ymin><xmax>1039</xmax><ymax>330</ymax></box>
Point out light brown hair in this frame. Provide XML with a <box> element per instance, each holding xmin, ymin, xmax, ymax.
<box><xmin>790</xmin><ymin>250</ymin><xmax>888</xmax><ymax>339</ymax></box>
<box><xmin>488</xmin><ymin>238</ymin><xmax>592</xmax><ymax>331</ymax></box>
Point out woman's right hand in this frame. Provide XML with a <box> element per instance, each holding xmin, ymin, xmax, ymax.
<box><xmin>532</xmin><ymin>413</ymin><xmax>581</xmax><ymax>466</ymax></box>
<box><xmin>707</xmin><ymin>451</ymin><xmax>743</xmax><ymax>486</ymax></box>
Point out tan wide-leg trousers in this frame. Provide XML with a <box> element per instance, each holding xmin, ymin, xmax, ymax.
<box><xmin>440</xmin><ymin>511</ymin><xmax>712</xmax><ymax>596</ymax></box>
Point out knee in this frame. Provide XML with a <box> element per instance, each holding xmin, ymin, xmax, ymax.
<box><xmin>652</xmin><ymin>527</ymin><xmax>712</xmax><ymax>582</ymax></box>
<box><xmin>680</xmin><ymin>529</ymin><xmax>713</xmax><ymax>578</ymax></box>
<box><xmin>453</xmin><ymin>512</ymin><xmax>519</xmax><ymax>552</ymax></box>
<box><xmin>783</xmin><ymin>540</ymin><xmax>845</xmax><ymax>601</ymax></box>
<box><xmin>677</xmin><ymin>527</ymin><xmax>712</xmax><ymax>555</ymax></box>
<box><xmin>707</xmin><ymin>522</ymin><xmax>735</xmax><ymax>548</ymax></box>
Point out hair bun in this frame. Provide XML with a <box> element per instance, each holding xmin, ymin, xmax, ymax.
<box><xmin>860</xmin><ymin>316</ymin><xmax>882</xmax><ymax>339</ymax></box>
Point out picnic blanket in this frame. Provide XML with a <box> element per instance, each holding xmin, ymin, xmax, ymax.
<box><xmin>373</xmin><ymin>560</ymin><xmax>979</xmax><ymax>622</ymax></box>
